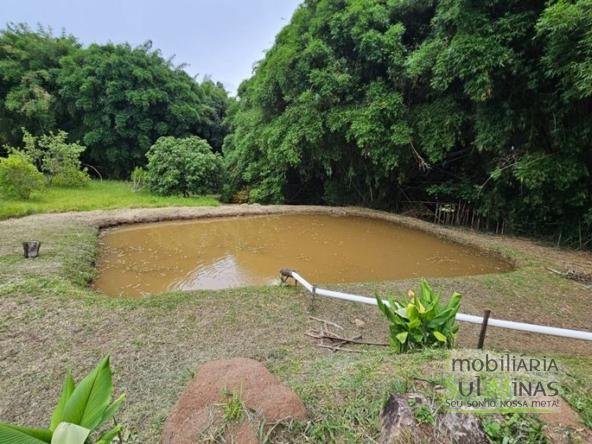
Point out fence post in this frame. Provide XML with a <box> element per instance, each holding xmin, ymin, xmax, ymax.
<box><xmin>309</xmin><ymin>285</ymin><xmax>317</xmax><ymax>312</ymax></box>
<box><xmin>477</xmin><ymin>310</ymin><xmax>491</xmax><ymax>349</ymax></box>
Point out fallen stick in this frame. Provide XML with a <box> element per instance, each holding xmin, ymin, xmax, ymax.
<box><xmin>315</xmin><ymin>343</ymin><xmax>362</xmax><ymax>353</ymax></box>
<box><xmin>309</xmin><ymin>316</ymin><xmax>344</xmax><ymax>330</ymax></box>
<box><xmin>305</xmin><ymin>331</ymin><xmax>389</xmax><ymax>347</ymax></box>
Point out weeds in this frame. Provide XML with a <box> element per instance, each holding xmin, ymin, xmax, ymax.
<box><xmin>221</xmin><ymin>391</ymin><xmax>244</xmax><ymax>422</ymax></box>
<box><xmin>482</xmin><ymin>414</ymin><xmax>547</xmax><ymax>444</ymax></box>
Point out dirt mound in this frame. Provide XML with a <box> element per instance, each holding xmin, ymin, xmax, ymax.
<box><xmin>161</xmin><ymin>357</ymin><xmax>306</xmax><ymax>443</ymax></box>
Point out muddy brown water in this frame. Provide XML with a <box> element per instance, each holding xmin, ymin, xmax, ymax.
<box><xmin>94</xmin><ymin>214</ymin><xmax>512</xmax><ymax>296</ymax></box>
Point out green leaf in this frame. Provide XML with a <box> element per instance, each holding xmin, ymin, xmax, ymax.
<box><xmin>415</xmin><ymin>298</ymin><xmax>426</xmax><ymax>314</ymax></box>
<box><xmin>447</xmin><ymin>292</ymin><xmax>462</xmax><ymax>310</ymax></box>
<box><xmin>96</xmin><ymin>424</ymin><xmax>122</xmax><ymax>444</ymax></box>
<box><xmin>406</xmin><ymin>303</ymin><xmax>419</xmax><ymax>321</ymax></box>
<box><xmin>433</xmin><ymin>331</ymin><xmax>447</xmax><ymax>342</ymax></box>
<box><xmin>0</xmin><ymin>424</ymin><xmax>49</xmax><ymax>444</ymax></box>
<box><xmin>101</xmin><ymin>394</ymin><xmax>125</xmax><ymax>424</ymax></box>
<box><xmin>375</xmin><ymin>295</ymin><xmax>393</xmax><ymax>320</ymax></box>
<box><xmin>394</xmin><ymin>307</ymin><xmax>408</xmax><ymax>319</ymax></box>
<box><xmin>420</xmin><ymin>279</ymin><xmax>432</xmax><ymax>302</ymax></box>
<box><xmin>50</xmin><ymin>423</ymin><xmax>90</xmax><ymax>444</ymax></box>
<box><xmin>395</xmin><ymin>332</ymin><xmax>408</xmax><ymax>344</ymax></box>
<box><xmin>61</xmin><ymin>356</ymin><xmax>113</xmax><ymax>430</ymax></box>
<box><xmin>50</xmin><ymin>372</ymin><xmax>76</xmax><ymax>431</ymax></box>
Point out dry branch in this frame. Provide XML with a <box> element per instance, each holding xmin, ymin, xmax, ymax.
<box><xmin>315</xmin><ymin>343</ymin><xmax>362</xmax><ymax>353</ymax></box>
<box><xmin>306</xmin><ymin>317</ymin><xmax>389</xmax><ymax>352</ymax></box>
<box><xmin>308</xmin><ymin>316</ymin><xmax>344</xmax><ymax>330</ymax></box>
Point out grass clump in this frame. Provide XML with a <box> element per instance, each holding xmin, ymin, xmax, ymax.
<box><xmin>221</xmin><ymin>391</ymin><xmax>244</xmax><ymax>422</ymax></box>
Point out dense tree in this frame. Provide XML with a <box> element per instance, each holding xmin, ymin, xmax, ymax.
<box><xmin>0</xmin><ymin>24</ymin><xmax>79</xmax><ymax>147</ymax></box>
<box><xmin>224</xmin><ymin>0</ymin><xmax>592</xmax><ymax>246</ymax></box>
<box><xmin>0</xmin><ymin>27</ymin><xmax>230</xmax><ymax>177</ymax></box>
<box><xmin>58</xmin><ymin>42</ymin><xmax>229</xmax><ymax>177</ymax></box>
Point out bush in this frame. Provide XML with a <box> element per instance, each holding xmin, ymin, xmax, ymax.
<box><xmin>146</xmin><ymin>136</ymin><xmax>223</xmax><ymax>196</ymax></box>
<box><xmin>130</xmin><ymin>166</ymin><xmax>147</xmax><ymax>192</ymax></box>
<box><xmin>376</xmin><ymin>280</ymin><xmax>461</xmax><ymax>352</ymax></box>
<box><xmin>51</xmin><ymin>168</ymin><xmax>91</xmax><ymax>187</ymax></box>
<box><xmin>0</xmin><ymin>153</ymin><xmax>45</xmax><ymax>199</ymax></box>
<box><xmin>16</xmin><ymin>129</ymin><xmax>90</xmax><ymax>187</ymax></box>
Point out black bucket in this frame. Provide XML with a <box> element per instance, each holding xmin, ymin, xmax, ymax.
<box><xmin>23</xmin><ymin>241</ymin><xmax>41</xmax><ymax>258</ymax></box>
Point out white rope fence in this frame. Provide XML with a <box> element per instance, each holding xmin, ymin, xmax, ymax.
<box><xmin>280</xmin><ymin>269</ymin><xmax>592</xmax><ymax>342</ymax></box>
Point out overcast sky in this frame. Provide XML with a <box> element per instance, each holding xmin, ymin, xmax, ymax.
<box><xmin>1</xmin><ymin>0</ymin><xmax>302</xmax><ymax>94</ymax></box>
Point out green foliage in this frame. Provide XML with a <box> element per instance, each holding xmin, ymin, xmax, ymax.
<box><xmin>224</xmin><ymin>0</ymin><xmax>592</xmax><ymax>247</ymax></box>
<box><xmin>10</xmin><ymin>129</ymin><xmax>90</xmax><ymax>187</ymax></box>
<box><xmin>146</xmin><ymin>136</ymin><xmax>223</xmax><ymax>196</ymax></box>
<box><xmin>0</xmin><ymin>152</ymin><xmax>44</xmax><ymax>199</ymax></box>
<box><xmin>0</xmin><ymin>24</ymin><xmax>79</xmax><ymax>147</ymax></box>
<box><xmin>376</xmin><ymin>280</ymin><xmax>461</xmax><ymax>352</ymax></box>
<box><xmin>408</xmin><ymin>398</ymin><xmax>435</xmax><ymax>425</ymax></box>
<box><xmin>0</xmin><ymin>26</ymin><xmax>229</xmax><ymax>178</ymax></box>
<box><xmin>536</xmin><ymin>0</ymin><xmax>592</xmax><ymax>101</ymax></box>
<box><xmin>222</xmin><ymin>391</ymin><xmax>244</xmax><ymax>422</ymax></box>
<box><xmin>0</xmin><ymin>356</ymin><xmax>125</xmax><ymax>444</ymax></box>
<box><xmin>57</xmin><ymin>42</ymin><xmax>229</xmax><ymax>178</ymax></box>
<box><xmin>19</xmin><ymin>130</ymin><xmax>90</xmax><ymax>187</ymax></box>
<box><xmin>482</xmin><ymin>413</ymin><xmax>546</xmax><ymax>444</ymax></box>
<box><xmin>130</xmin><ymin>166</ymin><xmax>147</xmax><ymax>192</ymax></box>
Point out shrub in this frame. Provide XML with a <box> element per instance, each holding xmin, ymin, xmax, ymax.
<box><xmin>130</xmin><ymin>166</ymin><xmax>147</xmax><ymax>192</ymax></box>
<box><xmin>0</xmin><ymin>356</ymin><xmax>125</xmax><ymax>444</ymax></box>
<box><xmin>0</xmin><ymin>153</ymin><xmax>45</xmax><ymax>199</ymax></box>
<box><xmin>146</xmin><ymin>136</ymin><xmax>223</xmax><ymax>196</ymax></box>
<box><xmin>376</xmin><ymin>280</ymin><xmax>461</xmax><ymax>352</ymax></box>
<box><xmin>51</xmin><ymin>168</ymin><xmax>91</xmax><ymax>187</ymax></box>
<box><xmin>15</xmin><ymin>129</ymin><xmax>90</xmax><ymax>187</ymax></box>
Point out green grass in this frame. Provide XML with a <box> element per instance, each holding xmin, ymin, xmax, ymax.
<box><xmin>0</xmin><ymin>180</ymin><xmax>218</xmax><ymax>219</ymax></box>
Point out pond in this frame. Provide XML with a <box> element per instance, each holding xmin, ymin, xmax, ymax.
<box><xmin>93</xmin><ymin>213</ymin><xmax>512</xmax><ymax>296</ymax></box>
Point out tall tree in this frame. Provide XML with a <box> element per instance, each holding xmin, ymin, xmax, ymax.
<box><xmin>0</xmin><ymin>28</ymin><xmax>230</xmax><ymax>177</ymax></box>
<box><xmin>0</xmin><ymin>24</ymin><xmax>79</xmax><ymax>148</ymax></box>
<box><xmin>224</xmin><ymin>0</ymin><xmax>592</xmax><ymax>246</ymax></box>
<box><xmin>58</xmin><ymin>42</ymin><xmax>228</xmax><ymax>177</ymax></box>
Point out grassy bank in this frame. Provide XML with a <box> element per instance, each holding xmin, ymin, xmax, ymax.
<box><xmin>0</xmin><ymin>206</ymin><xmax>590</xmax><ymax>442</ymax></box>
<box><xmin>0</xmin><ymin>180</ymin><xmax>218</xmax><ymax>220</ymax></box>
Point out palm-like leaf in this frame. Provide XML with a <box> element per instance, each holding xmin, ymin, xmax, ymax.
<box><xmin>96</xmin><ymin>424</ymin><xmax>122</xmax><ymax>444</ymax></box>
<box><xmin>0</xmin><ymin>424</ymin><xmax>49</xmax><ymax>444</ymax></box>
<box><xmin>101</xmin><ymin>394</ymin><xmax>126</xmax><ymax>424</ymax></box>
<box><xmin>50</xmin><ymin>372</ymin><xmax>75</xmax><ymax>431</ymax></box>
<box><xmin>50</xmin><ymin>422</ymin><xmax>90</xmax><ymax>444</ymax></box>
<box><xmin>61</xmin><ymin>356</ymin><xmax>113</xmax><ymax>430</ymax></box>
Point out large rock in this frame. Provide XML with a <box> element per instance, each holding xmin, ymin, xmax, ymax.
<box><xmin>162</xmin><ymin>358</ymin><xmax>306</xmax><ymax>443</ymax></box>
<box><xmin>380</xmin><ymin>393</ymin><xmax>487</xmax><ymax>444</ymax></box>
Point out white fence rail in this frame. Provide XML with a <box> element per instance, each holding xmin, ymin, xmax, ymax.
<box><xmin>280</xmin><ymin>269</ymin><xmax>592</xmax><ymax>342</ymax></box>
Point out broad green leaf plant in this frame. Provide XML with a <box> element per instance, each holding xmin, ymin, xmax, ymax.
<box><xmin>0</xmin><ymin>356</ymin><xmax>125</xmax><ymax>444</ymax></box>
<box><xmin>376</xmin><ymin>280</ymin><xmax>461</xmax><ymax>352</ymax></box>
